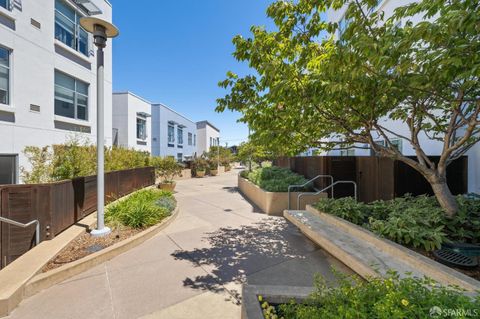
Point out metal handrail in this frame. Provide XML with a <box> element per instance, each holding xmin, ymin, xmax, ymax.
<box><xmin>0</xmin><ymin>217</ymin><xmax>40</xmax><ymax>246</ymax></box>
<box><xmin>297</xmin><ymin>181</ymin><xmax>358</xmax><ymax>210</ymax></box>
<box><xmin>288</xmin><ymin>175</ymin><xmax>334</xmax><ymax>210</ymax></box>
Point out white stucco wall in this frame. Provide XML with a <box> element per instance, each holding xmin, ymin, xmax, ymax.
<box><xmin>112</xmin><ymin>92</ymin><xmax>151</xmax><ymax>153</ymax></box>
<box><xmin>196</xmin><ymin>121</ymin><xmax>220</xmax><ymax>155</ymax></box>
<box><xmin>0</xmin><ymin>0</ymin><xmax>113</xmax><ymax>183</ymax></box>
<box><xmin>151</xmin><ymin>103</ymin><xmax>197</xmax><ymax>161</ymax></box>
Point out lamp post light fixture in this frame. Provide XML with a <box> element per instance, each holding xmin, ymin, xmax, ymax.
<box><xmin>80</xmin><ymin>17</ymin><xmax>119</xmax><ymax>237</ymax></box>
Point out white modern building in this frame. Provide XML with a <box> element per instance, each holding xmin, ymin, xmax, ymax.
<box><xmin>112</xmin><ymin>92</ymin><xmax>151</xmax><ymax>153</ymax></box>
<box><xmin>0</xmin><ymin>0</ymin><xmax>114</xmax><ymax>184</ymax></box>
<box><xmin>151</xmin><ymin>103</ymin><xmax>197</xmax><ymax>162</ymax></box>
<box><xmin>196</xmin><ymin>120</ymin><xmax>220</xmax><ymax>155</ymax></box>
<box><xmin>112</xmin><ymin>92</ymin><xmax>216</xmax><ymax>162</ymax></box>
<box><xmin>324</xmin><ymin>0</ymin><xmax>480</xmax><ymax>194</ymax></box>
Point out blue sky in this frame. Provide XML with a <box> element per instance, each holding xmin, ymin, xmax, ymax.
<box><xmin>110</xmin><ymin>0</ymin><xmax>275</xmax><ymax>146</ymax></box>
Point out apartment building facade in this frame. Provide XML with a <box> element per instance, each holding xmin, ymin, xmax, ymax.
<box><xmin>112</xmin><ymin>92</ymin><xmax>219</xmax><ymax>162</ymax></box>
<box><xmin>196</xmin><ymin>120</ymin><xmax>220</xmax><ymax>155</ymax></box>
<box><xmin>324</xmin><ymin>0</ymin><xmax>480</xmax><ymax>194</ymax></box>
<box><xmin>0</xmin><ymin>0</ymin><xmax>113</xmax><ymax>184</ymax></box>
<box><xmin>112</xmin><ymin>92</ymin><xmax>151</xmax><ymax>153</ymax></box>
<box><xmin>151</xmin><ymin>103</ymin><xmax>197</xmax><ymax>162</ymax></box>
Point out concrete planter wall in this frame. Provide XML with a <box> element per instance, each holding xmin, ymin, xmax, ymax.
<box><xmin>238</xmin><ymin>176</ymin><xmax>327</xmax><ymax>216</ymax></box>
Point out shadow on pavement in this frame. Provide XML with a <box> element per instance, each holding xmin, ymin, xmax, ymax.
<box><xmin>171</xmin><ymin>218</ymin><xmax>309</xmax><ymax>304</ymax></box>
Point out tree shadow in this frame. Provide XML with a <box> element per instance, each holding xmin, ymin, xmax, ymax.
<box><xmin>171</xmin><ymin>218</ymin><xmax>314</xmax><ymax>304</ymax></box>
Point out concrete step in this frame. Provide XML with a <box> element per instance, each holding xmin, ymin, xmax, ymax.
<box><xmin>284</xmin><ymin>210</ymin><xmax>428</xmax><ymax>280</ymax></box>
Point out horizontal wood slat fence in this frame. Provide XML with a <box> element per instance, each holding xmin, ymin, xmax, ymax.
<box><xmin>0</xmin><ymin>167</ymin><xmax>155</xmax><ymax>269</ymax></box>
<box><xmin>274</xmin><ymin>156</ymin><xmax>468</xmax><ymax>203</ymax></box>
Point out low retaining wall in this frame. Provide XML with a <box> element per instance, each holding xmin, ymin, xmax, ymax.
<box><xmin>175</xmin><ymin>169</ymin><xmax>192</xmax><ymax>181</ymax></box>
<box><xmin>238</xmin><ymin>176</ymin><xmax>327</xmax><ymax>216</ymax></box>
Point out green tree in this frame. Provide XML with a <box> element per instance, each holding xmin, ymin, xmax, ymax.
<box><xmin>217</xmin><ymin>0</ymin><xmax>480</xmax><ymax>217</ymax></box>
<box><xmin>236</xmin><ymin>141</ymin><xmax>271</xmax><ymax>171</ymax></box>
<box><xmin>208</xmin><ymin>146</ymin><xmax>234</xmax><ymax>166</ymax></box>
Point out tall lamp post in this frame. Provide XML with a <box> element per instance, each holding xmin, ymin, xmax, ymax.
<box><xmin>80</xmin><ymin>17</ymin><xmax>119</xmax><ymax>237</ymax></box>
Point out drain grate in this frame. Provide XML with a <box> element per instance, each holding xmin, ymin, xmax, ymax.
<box><xmin>433</xmin><ymin>249</ymin><xmax>478</xmax><ymax>269</ymax></box>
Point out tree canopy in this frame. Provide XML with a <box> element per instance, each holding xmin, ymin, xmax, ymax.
<box><xmin>216</xmin><ymin>0</ymin><xmax>480</xmax><ymax>216</ymax></box>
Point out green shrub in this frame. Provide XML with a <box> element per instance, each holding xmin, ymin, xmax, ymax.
<box><xmin>445</xmin><ymin>196</ymin><xmax>480</xmax><ymax>244</ymax></box>
<box><xmin>267</xmin><ymin>272</ymin><xmax>480</xmax><ymax>319</ymax></box>
<box><xmin>21</xmin><ymin>137</ymin><xmax>152</xmax><ymax>183</ymax></box>
<box><xmin>314</xmin><ymin>195</ymin><xmax>479</xmax><ymax>251</ymax></box>
<box><xmin>242</xmin><ymin>166</ymin><xmax>310</xmax><ymax>192</ymax></box>
<box><xmin>314</xmin><ymin>197</ymin><xmax>370</xmax><ymax>225</ymax></box>
<box><xmin>106</xmin><ymin>189</ymin><xmax>175</xmax><ymax>228</ymax></box>
<box><xmin>151</xmin><ymin>156</ymin><xmax>183</xmax><ymax>183</ymax></box>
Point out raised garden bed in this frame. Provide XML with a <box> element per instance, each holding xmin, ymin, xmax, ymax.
<box><xmin>313</xmin><ymin>195</ymin><xmax>480</xmax><ymax>281</ymax></box>
<box><xmin>243</xmin><ymin>272</ymin><xmax>480</xmax><ymax>319</ymax></box>
<box><xmin>238</xmin><ymin>175</ymin><xmax>326</xmax><ymax>216</ymax></box>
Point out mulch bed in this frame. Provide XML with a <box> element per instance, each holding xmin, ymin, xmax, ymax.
<box><xmin>42</xmin><ymin>227</ymin><xmax>143</xmax><ymax>273</ymax></box>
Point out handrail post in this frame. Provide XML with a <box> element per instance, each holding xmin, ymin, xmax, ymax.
<box><xmin>288</xmin><ymin>175</ymin><xmax>334</xmax><ymax>210</ymax></box>
<box><xmin>0</xmin><ymin>217</ymin><xmax>40</xmax><ymax>246</ymax></box>
<box><xmin>296</xmin><ymin>180</ymin><xmax>358</xmax><ymax>210</ymax></box>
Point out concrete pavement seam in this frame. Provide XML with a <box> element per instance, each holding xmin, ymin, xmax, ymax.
<box><xmin>104</xmin><ymin>263</ymin><xmax>116</xmax><ymax>319</ymax></box>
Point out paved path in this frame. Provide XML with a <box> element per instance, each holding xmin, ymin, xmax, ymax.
<box><xmin>7</xmin><ymin>171</ymin><xmax>350</xmax><ymax>319</ymax></box>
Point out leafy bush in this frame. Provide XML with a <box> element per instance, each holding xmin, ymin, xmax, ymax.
<box><xmin>265</xmin><ymin>272</ymin><xmax>480</xmax><ymax>319</ymax></box>
<box><xmin>106</xmin><ymin>189</ymin><xmax>175</xmax><ymax>228</ymax></box>
<box><xmin>151</xmin><ymin>156</ymin><xmax>183</xmax><ymax>183</ymax></box>
<box><xmin>21</xmin><ymin>136</ymin><xmax>151</xmax><ymax>183</ymax></box>
<box><xmin>314</xmin><ymin>195</ymin><xmax>479</xmax><ymax>251</ymax></box>
<box><xmin>242</xmin><ymin>166</ymin><xmax>310</xmax><ymax>192</ymax></box>
<box><xmin>315</xmin><ymin>197</ymin><xmax>370</xmax><ymax>225</ymax></box>
<box><xmin>21</xmin><ymin>146</ymin><xmax>54</xmax><ymax>184</ymax></box>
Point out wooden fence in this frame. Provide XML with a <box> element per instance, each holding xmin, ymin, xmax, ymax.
<box><xmin>274</xmin><ymin>156</ymin><xmax>468</xmax><ymax>202</ymax></box>
<box><xmin>0</xmin><ymin>167</ymin><xmax>155</xmax><ymax>269</ymax></box>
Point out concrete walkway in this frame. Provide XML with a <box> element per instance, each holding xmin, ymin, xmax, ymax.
<box><xmin>7</xmin><ymin>170</ymin><xmax>350</xmax><ymax>319</ymax></box>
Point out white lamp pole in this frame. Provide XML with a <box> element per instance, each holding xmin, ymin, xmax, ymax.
<box><xmin>80</xmin><ymin>17</ymin><xmax>119</xmax><ymax>237</ymax></box>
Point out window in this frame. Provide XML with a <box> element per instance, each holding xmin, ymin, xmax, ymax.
<box><xmin>177</xmin><ymin>153</ymin><xmax>183</xmax><ymax>162</ymax></box>
<box><xmin>168</xmin><ymin>123</ymin><xmax>175</xmax><ymax>146</ymax></box>
<box><xmin>0</xmin><ymin>155</ymin><xmax>16</xmax><ymax>184</ymax></box>
<box><xmin>54</xmin><ymin>71</ymin><xmax>89</xmax><ymax>120</ymax></box>
<box><xmin>55</xmin><ymin>0</ymin><xmax>89</xmax><ymax>56</ymax></box>
<box><xmin>340</xmin><ymin>149</ymin><xmax>356</xmax><ymax>156</ymax></box>
<box><xmin>188</xmin><ymin>133</ymin><xmax>193</xmax><ymax>146</ymax></box>
<box><xmin>136</xmin><ymin>118</ymin><xmax>147</xmax><ymax>140</ymax></box>
<box><xmin>391</xmin><ymin>139</ymin><xmax>403</xmax><ymax>153</ymax></box>
<box><xmin>177</xmin><ymin>127</ymin><xmax>183</xmax><ymax>145</ymax></box>
<box><xmin>194</xmin><ymin>134</ymin><xmax>196</xmax><ymax>146</ymax></box>
<box><xmin>0</xmin><ymin>0</ymin><xmax>9</xmax><ymax>10</ymax></box>
<box><xmin>370</xmin><ymin>139</ymin><xmax>402</xmax><ymax>155</ymax></box>
<box><xmin>0</xmin><ymin>47</ymin><xmax>10</xmax><ymax>105</ymax></box>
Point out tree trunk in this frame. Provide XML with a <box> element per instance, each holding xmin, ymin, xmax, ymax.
<box><xmin>428</xmin><ymin>175</ymin><xmax>458</xmax><ymax>218</ymax></box>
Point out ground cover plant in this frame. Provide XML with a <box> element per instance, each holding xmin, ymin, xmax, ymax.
<box><xmin>262</xmin><ymin>272</ymin><xmax>480</xmax><ymax>319</ymax></box>
<box><xmin>314</xmin><ymin>195</ymin><xmax>480</xmax><ymax>252</ymax></box>
<box><xmin>106</xmin><ymin>189</ymin><xmax>176</xmax><ymax>229</ymax></box>
<box><xmin>241</xmin><ymin>166</ymin><xmax>311</xmax><ymax>192</ymax></box>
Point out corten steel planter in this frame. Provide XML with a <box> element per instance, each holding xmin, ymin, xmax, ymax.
<box><xmin>196</xmin><ymin>170</ymin><xmax>206</xmax><ymax>178</ymax></box>
<box><xmin>210</xmin><ymin>169</ymin><xmax>218</xmax><ymax>176</ymax></box>
<box><xmin>238</xmin><ymin>176</ymin><xmax>327</xmax><ymax>216</ymax></box>
<box><xmin>157</xmin><ymin>182</ymin><xmax>176</xmax><ymax>191</ymax></box>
